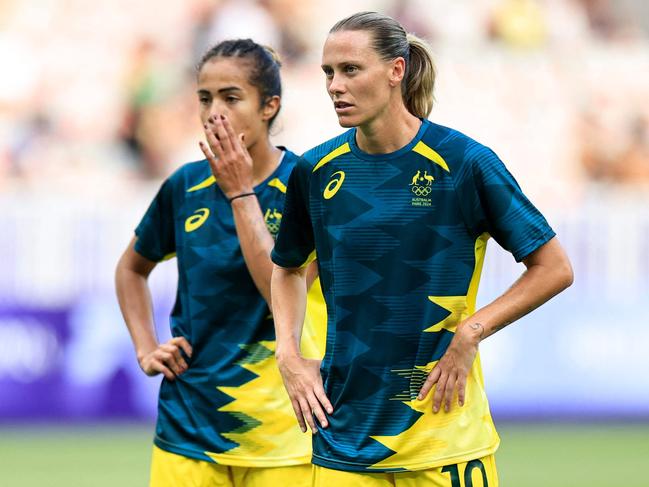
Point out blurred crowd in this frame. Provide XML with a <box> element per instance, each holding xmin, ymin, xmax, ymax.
<box><xmin>1</xmin><ymin>0</ymin><xmax>648</xmax><ymax>202</ymax></box>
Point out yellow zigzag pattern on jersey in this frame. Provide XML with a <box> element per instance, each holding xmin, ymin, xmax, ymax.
<box><xmin>369</xmin><ymin>297</ymin><xmax>470</xmax><ymax>470</ymax></box>
<box><xmin>208</xmin><ymin>340</ymin><xmax>306</xmax><ymax>464</ymax></box>
<box><xmin>368</xmin><ymin>234</ymin><xmax>492</xmax><ymax>470</ymax></box>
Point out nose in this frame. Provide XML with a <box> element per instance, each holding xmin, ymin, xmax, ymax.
<box><xmin>207</xmin><ymin>100</ymin><xmax>230</xmax><ymax>120</ymax></box>
<box><xmin>328</xmin><ymin>73</ymin><xmax>345</xmax><ymax>97</ymax></box>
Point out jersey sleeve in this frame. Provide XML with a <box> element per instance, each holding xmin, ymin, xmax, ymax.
<box><xmin>134</xmin><ymin>178</ymin><xmax>176</xmax><ymax>262</ymax></box>
<box><xmin>271</xmin><ymin>157</ymin><xmax>315</xmax><ymax>267</ymax></box>
<box><xmin>457</xmin><ymin>144</ymin><xmax>556</xmax><ymax>262</ymax></box>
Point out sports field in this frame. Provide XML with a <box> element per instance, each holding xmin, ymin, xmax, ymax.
<box><xmin>0</xmin><ymin>422</ymin><xmax>646</xmax><ymax>486</ymax></box>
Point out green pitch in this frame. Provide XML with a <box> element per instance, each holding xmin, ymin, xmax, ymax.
<box><xmin>0</xmin><ymin>422</ymin><xmax>646</xmax><ymax>486</ymax></box>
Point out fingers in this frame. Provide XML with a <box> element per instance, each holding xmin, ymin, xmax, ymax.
<box><xmin>313</xmin><ymin>383</ymin><xmax>334</xmax><ymax>415</ymax></box>
<box><xmin>443</xmin><ymin>371</ymin><xmax>457</xmax><ymax>413</ymax></box>
<box><xmin>210</xmin><ymin>115</ymin><xmax>234</xmax><ymax>153</ymax></box>
<box><xmin>418</xmin><ymin>362</ymin><xmax>469</xmax><ymax>413</ymax></box>
<box><xmin>199</xmin><ymin>140</ymin><xmax>217</xmax><ymax>167</ymax></box>
<box><xmin>457</xmin><ymin>375</ymin><xmax>467</xmax><ymax>407</ymax></box>
<box><xmin>153</xmin><ymin>348</ymin><xmax>181</xmax><ymax>376</ymax></box>
<box><xmin>289</xmin><ymin>398</ymin><xmax>307</xmax><ymax>433</ymax></box>
<box><xmin>202</xmin><ymin>120</ymin><xmax>225</xmax><ymax>164</ymax></box>
<box><xmin>432</xmin><ymin>371</ymin><xmax>448</xmax><ymax>413</ymax></box>
<box><xmin>171</xmin><ymin>336</ymin><xmax>193</xmax><ymax>359</ymax></box>
<box><xmin>221</xmin><ymin>116</ymin><xmax>244</xmax><ymax>154</ymax></box>
<box><xmin>278</xmin><ymin>357</ymin><xmax>332</xmax><ymax>433</ymax></box>
<box><xmin>160</xmin><ymin>343</ymin><xmax>187</xmax><ymax>374</ymax></box>
<box><xmin>144</xmin><ymin>358</ymin><xmax>175</xmax><ymax>381</ymax></box>
<box><xmin>298</xmin><ymin>397</ymin><xmax>317</xmax><ymax>433</ymax></box>
<box><xmin>306</xmin><ymin>392</ymin><xmax>328</xmax><ymax>429</ymax></box>
<box><xmin>418</xmin><ymin>365</ymin><xmax>441</xmax><ymax>400</ymax></box>
<box><xmin>143</xmin><ymin>338</ymin><xmax>193</xmax><ymax>380</ymax></box>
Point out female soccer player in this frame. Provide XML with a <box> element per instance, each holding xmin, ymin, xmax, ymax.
<box><xmin>115</xmin><ymin>39</ymin><xmax>323</xmax><ymax>487</ymax></box>
<box><xmin>271</xmin><ymin>12</ymin><xmax>573</xmax><ymax>486</ymax></box>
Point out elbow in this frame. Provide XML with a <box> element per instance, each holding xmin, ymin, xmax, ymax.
<box><xmin>115</xmin><ymin>255</ymin><xmax>127</xmax><ymax>287</ymax></box>
<box><xmin>556</xmin><ymin>256</ymin><xmax>574</xmax><ymax>292</ymax></box>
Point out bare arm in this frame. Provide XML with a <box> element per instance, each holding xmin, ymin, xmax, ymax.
<box><xmin>419</xmin><ymin>237</ymin><xmax>574</xmax><ymax>411</ymax></box>
<box><xmin>115</xmin><ymin>237</ymin><xmax>192</xmax><ymax>380</ymax></box>
<box><xmin>229</xmin><ymin>196</ymin><xmax>276</xmax><ymax>305</ymax></box>
<box><xmin>305</xmin><ymin>261</ymin><xmax>319</xmax><ymax>290</ymax></box>
<box><xmin>272</xmin><ymin>264</ymin><xmax>332</xmax><ymax>433</ymax></box>
<box><xmin>200</xmin><ymin>115</ymin><xmax>275</xmax><ymax>305</ymax></box>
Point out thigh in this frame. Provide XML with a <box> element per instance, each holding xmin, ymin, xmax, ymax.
<box><xmin>312</xmin><ymin>464</ymin><xmax>395</xmax><ymax>487</ymax></box>
<box><xmin>231</xmin><ymin>464</ymin><xmax>312</xmax><ymax>487</ymax></box>
<box><xmin>149</xmin><ymin>445</ymin><xmax>233</xmax><ymax>487</ymax></box>
<box><xmin>395</xmin><ymin>455</ymin><xmax>498</xmax><ymax>487</ymax></box>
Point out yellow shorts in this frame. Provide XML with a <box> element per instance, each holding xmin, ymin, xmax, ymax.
<box><xmin>312</xmin><ymin>455</ymin><xmax>498</xmax><ymax>487</ymax></box>
<box><xmin>149</xmin><ymin>445</ymin><xmax>311</xmax><ymax>487</ymax></box>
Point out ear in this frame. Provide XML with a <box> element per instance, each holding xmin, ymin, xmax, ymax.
<box><xmin>388</xmin><ymin>57</ymin><xmax>406</xmax><ymax>87</ymax></box>
<box><xmin>261</xmin><ymin>95</ymin><xmax>281</xmax><ymax>123</ymax></box>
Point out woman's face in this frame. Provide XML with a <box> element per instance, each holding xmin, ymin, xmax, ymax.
<box><xmin>322</xmin><ymin>30</ymin><xmax>400</xmax><ymax>129</ymax></box>
<box><xmin>197</xmin><ymin>57</ymin><xmax>273</xmax><ymax>149</ymax></box>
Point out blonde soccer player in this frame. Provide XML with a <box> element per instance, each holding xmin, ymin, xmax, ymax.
<box><xmin>271</xmin><ymin>12</ymin><xmax>573</xmax><ymax>487</ymax></box>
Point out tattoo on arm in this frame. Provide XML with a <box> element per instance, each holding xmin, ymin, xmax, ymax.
<box><xmin>469</xmin><ymin>322</ymin><xmax>485</xmax><ymax>339</ymax></box>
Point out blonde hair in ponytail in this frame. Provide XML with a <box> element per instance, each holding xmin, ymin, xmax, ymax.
<box><xmin>330</xmin><ymin>11</ymin><xmax>436</xmax><ymax>119</ymax></box>
<box><xmin>404</xmin><ymin>34</ymin><xmax>436</xmax><ymax>119</ymax></box>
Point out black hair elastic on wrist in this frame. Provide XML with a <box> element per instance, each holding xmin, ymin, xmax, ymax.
<box><xmin>228</xmin><ymin>192</ymin><xmax>256</xmax><ymax>203</ymax></box>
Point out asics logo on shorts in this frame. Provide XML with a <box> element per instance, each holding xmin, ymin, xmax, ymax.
<box><xmin>324</xmin><ymin>171</ymin><xmax>345</xmax><ymax>199</ymax></box>
<box><xmin>185</xmin><ymin>208</ymin><xmax>210</xmax><ymax>232</ymax></box>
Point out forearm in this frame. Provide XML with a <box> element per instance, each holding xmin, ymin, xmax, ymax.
<box><xmin>464</xmin><ymin>238</ymin><xmax>573</xmax><ymax>341</ymax></box>
<box><xmin>230</xmin><ymin>195</ymin><xmax>276</xmax><ymax>305</ymax></box>
<box><xmin>419</xmin><ymin>239</ymin><xmax>573</xmax><ymax>408</ymax></box>
<box><xmin>115</xmin><ymin>264</ymin><xmax>159</xmax><ymax>361</ymax></box>
<box><xmin>466</xmin><ymin>265</ymin><xmax>569</xmax><ymax>340</ymax></box>
<box><xmin>271</xmin><ymin>264</ymin><xmax>308</xmax><ymax>358</ymax></box>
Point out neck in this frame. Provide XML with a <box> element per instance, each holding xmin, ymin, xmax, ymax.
<box><xmin>247</xmin><ymin>137</ymin><xmax>281</xmax><ymax>185</ymax></box>
<box><xmin>356</xmin><ymin>105</ymin><xmax>421</xmax><ymax>154</ymax></box>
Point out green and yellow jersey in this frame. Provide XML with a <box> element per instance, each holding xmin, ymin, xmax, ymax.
<box><xmin>135</xmin><ymin>149</ymin><xmax>326</xmax><ymax>467</ymax></box>
<box><xmin>272</xmin><ymin>120</ymin><xmax>555</xmax><ymax>472</ymax></box>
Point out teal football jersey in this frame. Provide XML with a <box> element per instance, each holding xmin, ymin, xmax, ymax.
<box><xmin>272</xmin><ymin>120</ymin><xmax>556</xmax><ymax>472</ymax></box>
<box><xmin>135</xmin><ymin>149</ymin><xmax>325</xmax><ymax>467</ymax></box>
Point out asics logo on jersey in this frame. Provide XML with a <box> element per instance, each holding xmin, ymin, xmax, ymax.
<box><xmin>185</xmin><ymin>208</ymin><xmax>210</xmax><ymax>232</ymax></box>
<box><xmin>324</xmin><ymin>171</ymin><xmax>345</xmax><ymax>199</ymax></box>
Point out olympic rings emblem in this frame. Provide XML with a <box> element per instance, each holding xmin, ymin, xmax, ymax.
<box><xmin>411</xmin><ymin>185</ymin><xmax>432</xmax><ymax>196</ymax></box>
<box><xmin>266</xmin><ymin>222</ymin><xmax>280</xmax><ymax>234</ymax></box>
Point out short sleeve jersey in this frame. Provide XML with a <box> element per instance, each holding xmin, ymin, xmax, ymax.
<box><xmin>271</xmin><ymin>120</ymin><xmax>555</xmax><ymax>472</ymax></box>
<box><xmin>135</xmin><ymin>149</ymin><xmax>326</xmax><ymax>467</ymax></box>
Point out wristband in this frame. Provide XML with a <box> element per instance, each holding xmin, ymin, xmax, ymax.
<box><xmin>228</xmin><ymin>192</ymin><xmax>256</xmax><ymax>203</ymax></box>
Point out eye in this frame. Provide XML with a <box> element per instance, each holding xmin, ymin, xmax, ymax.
<box><xmin>322</xmin><ymin>67</ymin><xmax>334</xmax><ymax>79</ymax></box>
<box><xmin>198</xmin><ymin>96</ymin><xmax>210</xmax><ymax>105</ymax></box>
<box><xmin>344</xmin><ymin>65</ymin><xmax>358</xmax><ymax>74</ymax></box>
<box><xmin>225</xmin><ymin>95</ymin><xmax>240</xmax><ymax>104</ymax></box>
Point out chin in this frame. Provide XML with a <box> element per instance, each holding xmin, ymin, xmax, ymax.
<box><xmin>336</xmin><ymin>115</ymin><xmax>360</xmax><ymax>128</ymax></box>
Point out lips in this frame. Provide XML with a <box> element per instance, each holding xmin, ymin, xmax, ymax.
<box><xmin>334</xmin><ymin>101</ymin><xmax>353</xmax><ymax>113</ymax></box>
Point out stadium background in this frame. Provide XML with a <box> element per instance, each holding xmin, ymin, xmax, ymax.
<box><xmin>1</xmin><ymin>0</ymin><xmax>648</xmax><ymax>485</ymax></box>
